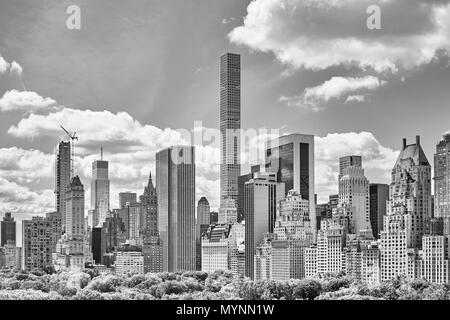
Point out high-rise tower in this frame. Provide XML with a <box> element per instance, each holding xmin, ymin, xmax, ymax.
<box><xmin>435</xmin><ymin>133</ymin><xmax>450</xmax><ymax>220</ymax></box>
<box><xmin>1</xmin><ymin>212</ymin><xmax>16</xmax><ymax>246</ymax></box>
<box><xmin>156</xmin><ymin>146</ymin><xmax>196</xmax><ymax>272</ymax></box>
<box><xmin>338</xmin><ymin>158</ymin><xmax>371</xmax><ymax>235</ymax></box>
<box><xmin>55</xmin><ymin>141</ymin><xmax>71</xmax><ymax>231</ymax></box>
<box><xmin>380</xmin><ymin>136</ymin><xmax>432</xmax><ymax>280</ymax></box>
<box><xmin>220</xmin><ymin>53</ymin><xmax>241</xmax><ymax>207</ymax></box>
<box><xmin>265</xmin><ymin>134</ymin><xmax>316</xmax><ymax>235</ymax></box>
<box><xmin>91</xmin><ymin>151</ymin><xmax>110</xmax><ymax>227</ymax></box>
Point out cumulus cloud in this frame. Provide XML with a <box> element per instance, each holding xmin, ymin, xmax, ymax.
<box><xmin>9</xmin><ymin>61</ymin><xmax>23</xmax><ymax>76</ymax></box>
<box><xmin>0</xmin><ymin>56</ymin><xmax>9</xmax><ymax>74</ymax></box>
<box><xmin>229</xmin><ymin>0</ymin><xmax>450</xmax><ymax>73</ymax></box>
<box><xmin>0</xmin><ymin>147</ymin><xmax>53</xmax><ymax>183</ymax></box>
<box><xmin>0</xmin><ymin>55</ymin><xmax>23</xmax><ymax>75</ymax></box>
<box><xmin>280</xmin><ymin>76</ymin><xmax>384</xmax><ymax>111</ymax></box>
<box><xmin>0</xmin><ymin>90</ymin><xmax>57</xmax><ymax>112</ymax></box>
<box><xmin>0</xmin><ymin>177</ymin><xmax>54</xmax><ymax>216</ymax></box>
<box><xmin>315</xmin><ymin>131</ymin><xmax>399</xmax><ymax>202</ymax></box>
<box><xmin>6</xmin><ymin>107</ymin><xmax>222</xmax><ymax>210</ymax></box>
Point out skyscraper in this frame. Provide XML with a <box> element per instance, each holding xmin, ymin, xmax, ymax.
<box><xmin>369</xmin><ymin>183</ymin><xmax>389</xmax><ymax>239</ymax></box>
<box><xmin>1</xmin><ymin>212</ymin><xmax>16</xmax><ymax>246</ymax></box>
<box><xmin>238</xmin><ymin>165</ymin><xmax>261</xmax><ymax>222</ymax></box>
<box><xmin>218</xmin><ymin>198</ymin><xmax>238</xmax><ymax>224</ymax></box>
<box><xmin>140</xmin><ymin>172</ymin><xmax>158</xmax><ymax>237</ymax></box>
<box><xmin>220</xmin><ymin>53</ymin><xmax>241</xmax><ymax>207</ymax></box>
<box><xmin>91</xmin><ymin>154</ymin><xmax>110</xmax><ymax>227</ymax></box>
<box><xmin>339</xmin><ymin>155</ymin><xmax>362</xmax><ymax>180</ymax></box>
<box><xmin>55</xmin><ymin>141</ymin><xmax>71</xmax><ymax>232</ymax></box>
<box><xmin>380</xmin><ymin>136</ymin><xmax>432</xmax><ymax>280</ymax></box>
<box><xmin>244</xmin><ymin>172</ymin><xmax>285</xmax><ymax>279</ymax></box>
<box><xmin>338</xmin><ymin>161</ymin><xmax>371</xmax><ymax>235</ymax></box>
<box><xmin>119</xmin><ymin>192</ymin><xmax>137</xmax><ymax>209</ymax></box>
<box><xmin>53</xmin><ymin>176</ymin><xmax>92</xmax><ymax>271</ymax></box>
<box><xmin>65</xmin><ymin>176</ymin><xmax>86</xmax><ymax>238</ymax></box>
<box><xmin>265</xmin><ymin>134</ymin><xmax>316</xmax><ymax>234</ymax></box>
<box><xmin>156</xmin><ymin>146</ymin><xmax>196</xmax><ymax>272</ymax></box>
<box><xmin>91</xmin><ymin>227</ymin><xmax>105</xmax><ymax>265</ymax></box>
<box><xmin>434</xmin><ymin>133</ymin><xmax>450</xmax><ymax>219</ymax></box>
<box><xmin>196</xmin><ymin>197</ymin><xmax>210</xmax><ymax>270</ymax></box>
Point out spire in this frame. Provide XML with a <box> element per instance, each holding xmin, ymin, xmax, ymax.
<box><xmin>148</xmin><ymin>171</ymin><xmax>154</xmax><ymax>189</ymax></box>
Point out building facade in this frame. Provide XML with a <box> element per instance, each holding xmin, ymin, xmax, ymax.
<box><xmin>90</xmin><ymin>158</ymin><xmax>110</xmax><ymax>227</ymax></box>
<box><xmin>434</xmin><ymin>134</ymin><xmax>450</xmax><ymax>220</ymax></box>
<box><xmin>156</xmin><ymin>146</ymin><xmax>196</xmax><ymax>272</ymax></box>
<box><xmin>369</xmin><ymin>184</ymin><xmax>389</xmax><ymax>239</ymax></box>
<box><xmin>201</xmin><ymin>224</ymin><xmax>231</xmax><ymax>273</ymax></box>
<box><xmin>265</xmin><ymin>134</ymin><xmax>316</xmax><ymax>237</ymax></box>
<box><xmin>55</xmin><ymin>141</ymin><xmax>71</xmax><ymax>232</ymax></box>
<box><xmin>1</xmin><ymin>212</ymin><xmax>16</xmax><ymax>246</ymax></box>
<box><xmin>220</xmin><ymin>53</ymin><xmax>241</xmax><ymax>208</ymax></box>
<box><xmin>244</xmin><ymin>172</ymin><xmax>285</xmax><ymax>279</ymax></box>
<box><xmin>22</xmin><ymin>217</ymin><xmax>54</xmax><ymax>271</ymax></box>
<box><xmin>338</xmin><ymin>164</ymin><xmax>371</xmax><ymax>235</ymax></box>
<box><xmin>196</xmin><ymin>197</ymin><xmax>210</xmax><ymax>271</ymax></box>
<box><xmin>380</xmin><ymin>136</ymin><xmax>432</xmax><ymax>281</ymax></box>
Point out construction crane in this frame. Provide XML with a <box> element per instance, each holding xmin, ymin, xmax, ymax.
<box><xmin>60</xmin><ymin>125</ymin><xmax>78</xmax><ymax>178</ymax></box>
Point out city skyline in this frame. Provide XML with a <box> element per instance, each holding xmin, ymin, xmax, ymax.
<box><xmin>1</xmin><ymin>1</ymin><xmax>450</xmax><ymax>301</ymax></box>
<box><xmin>1</xmin><ymin>1</ymin><xmax>450</xmax><ymax>232</ymax></box>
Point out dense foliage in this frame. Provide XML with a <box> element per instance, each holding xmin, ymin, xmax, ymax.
<box><xmin>0</xmin><ymin>268</ymin><xmax>449</xmax><ymax>300</ymax></box>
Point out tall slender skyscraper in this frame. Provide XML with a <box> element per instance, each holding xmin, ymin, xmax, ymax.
<box><xmin>91</xmin><ymin>153</ymin><xmax>110</xmax><ymax>227</ymax></box>
<box><xmin>220</xmin><ymin>53</ymin><xmax>241</xmax><ymax>207</ymax></box>
<box><xmin>434</xmin><ymin>133</ymin><xmax>450</xmax><ymax>220</ymax></box>
<box><xmin>55</xmin><ymin>141</ymin><xmax>71</xmax><ymax>231</ymax></box>
<box><xmin>156</xmin><ymin>146</ymin><xmax>196</xmax><ymax>272</ymax></box>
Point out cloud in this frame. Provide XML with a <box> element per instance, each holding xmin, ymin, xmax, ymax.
<box><xmin>7</xmin><ymin>107</ymin><xmax>222</xmax><ymax>211</ymax></box>
<box><xmin>0</xmin><ymin>177</ymin><xmax>54</xmax><ymax>216</ymax></box>
<box><xmin>0</xmin><ymin>147</ymin><xmax>53</xmax><ymax>183</ymax></box>
<box><xmin>229</xmin><ymin>0</ymin><xmax>450</xmax><ymax>73</ymax></box>
<box><xmin>0</xmin><ymin>55</ymin><xmax>23</xmax><ymax>75</ymax></box>
<box><xmin>315</xmin><ymin>131</ymin><xmax>399</xmax><ymax>202</ymax></box>
<box><xmin>280</xmin><ymin>76</ymin><xmax>384</xmax><ymax>111</ymax></box>
<box><xmin>222</xmin><ymin>17</ymin><xmax>236</xmax><ymax>25</ymax></box>
<box><xmin>0</xmin><ymin>56</ymin><xmax>9</xmax><ymax>74</ymax></box>
<box><xmin>0</xmin><ymin>90</ymin><xmax>57</xmax><ymax>112</ymax></box>
<box><xmin>345</xmin><ymin>95</ymin><xmax>366</xmax><ymax>103</ymax></box>
<box><xmin>9</xmin><ymin>61</ymin><xmax>23</xmax><ymax>76</ymax></box>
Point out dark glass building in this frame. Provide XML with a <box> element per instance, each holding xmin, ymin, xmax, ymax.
<box><xmin>265</xmin><ymin>134</ymin><xmax>316</xmax><ymax>233</ymax></box>
<box><xmin>1</xmin><ymin>212</ymin><xmax>16</xmax><ymax>246</ymax></box>
<box><xmin>369</xmin><ymin>183</ymin><xmax>389</xmax><ymax>239</ymax></box>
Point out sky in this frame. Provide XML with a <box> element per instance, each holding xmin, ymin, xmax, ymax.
<box><xmin>1</xmin><ymin>0</ymin><xmax>450</xmax><ymax>243</ymax></box>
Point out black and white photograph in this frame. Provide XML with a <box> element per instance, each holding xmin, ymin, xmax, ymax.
<box><xmin>0</xmin><ymin>0</ymin><xmax>450</xmax><ymax>308</ymax></box>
